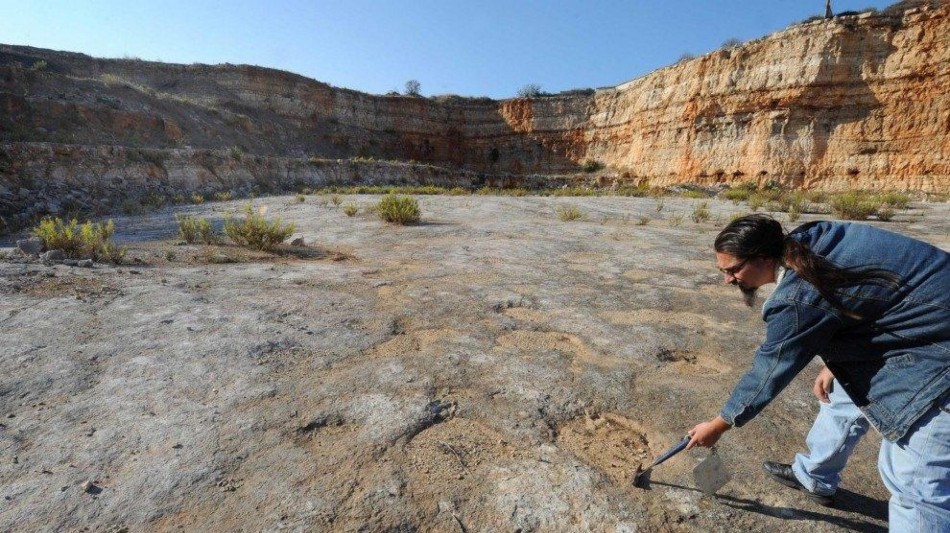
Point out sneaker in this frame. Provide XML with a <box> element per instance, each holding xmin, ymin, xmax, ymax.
<box><xmin>762</xmin><ymin>461</ymin><xmax>835</xmax><ymax>506</ymax></box>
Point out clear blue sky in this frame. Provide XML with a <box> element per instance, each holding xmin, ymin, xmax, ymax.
<box><xmin>1</xmin><ymin>0</ymin><xmax>898</xmax><ymax>99</ymax></box>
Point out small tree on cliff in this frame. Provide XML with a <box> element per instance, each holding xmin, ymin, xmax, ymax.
<box><xmin>517</xmin><ymin>84</ymin><xmax>543</xmax><ymax>98</ymax></box>
<box><xmin>404</xmin><ymin>79</ymin><xmax>421</xmax><ymax>97</ymax></box>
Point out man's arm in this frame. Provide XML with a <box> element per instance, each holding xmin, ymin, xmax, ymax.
<box><xmin>689</xmin><ymin>299</ymin><xmax>842</xmax><ymax>448</ymax></box>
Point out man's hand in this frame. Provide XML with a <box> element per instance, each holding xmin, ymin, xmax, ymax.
<box><xmin>687</xmin><ymin>416</ymin><xmax>731</xmax><ymax>450</ymax></box>
<box><xmin>813</xmin><ymin>366</ymin><xmax>835</xmax><ymax>403</ymax></box>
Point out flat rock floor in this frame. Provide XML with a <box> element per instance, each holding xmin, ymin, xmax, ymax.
<box><xmin>2</xmin><ymin>195</ymin><xmax>948</xmax><ymax>532</ymax></box>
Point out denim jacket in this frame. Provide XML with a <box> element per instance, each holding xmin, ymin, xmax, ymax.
<box><xmin>720</xmin><ymin>221</ymin><xmax>950</xmax><ymax>442</ymax></box>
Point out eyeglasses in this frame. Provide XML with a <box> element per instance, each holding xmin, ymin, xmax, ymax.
<box><xmin>719</xmin><ymin>258</ymin><xmax>750</xmax><ymax>277</ymax></box>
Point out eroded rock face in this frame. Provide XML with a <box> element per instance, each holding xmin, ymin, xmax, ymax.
<box><xmin>0</xmin><ymin>1</ymin><xmax>948</xmax><ymax>209</ymax></box>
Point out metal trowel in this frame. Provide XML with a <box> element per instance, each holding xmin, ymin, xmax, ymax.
<box><xmin>692</xmin><ymin>447</ymin><xmax>731</xmax><ymax>494</ymax></box>
<box><xmin>632</xmin><ymin>435</ymin><xmax>691</xmax><ymax>489</ymax></box>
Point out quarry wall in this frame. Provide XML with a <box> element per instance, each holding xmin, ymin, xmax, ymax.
<box><xmin>0</xmin><ymin>1</ymin><xmax>948</xmax><ymax>225</ymax></box>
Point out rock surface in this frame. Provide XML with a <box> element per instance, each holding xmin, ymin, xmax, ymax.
<box><xmin>15</xmin><ymin>237</ymin><xmax>42</xmax><ymax>256</ymax></box>
<box><xmin>2</xmin><ymin>194</ymin><xmax>947</xmax><ymax>532</ymax></box>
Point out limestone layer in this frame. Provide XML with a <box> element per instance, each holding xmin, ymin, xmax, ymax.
<box><xmin>1</xmin><ymin>0</ymin><xmax>948</xmax><ymax>192</ymax></box>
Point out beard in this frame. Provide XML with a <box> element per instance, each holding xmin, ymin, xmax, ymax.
<box><xmin>734</xmin><ymin>282</ymin><xmax>758</xmax><ymax>307</ymax></box>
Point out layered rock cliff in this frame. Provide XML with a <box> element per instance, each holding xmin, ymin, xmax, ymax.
<box><xmin>0</xmin><ymin>0</ymin><xmax>948</xmax><ymax>224</ymax></box>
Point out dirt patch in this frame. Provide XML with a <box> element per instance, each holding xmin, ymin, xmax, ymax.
<box><xmin>601</xmin><ymin>309</ymin><xmax>733</xmax><ymax>332</ymax></box>
<box><xmin>405</xmin><ymin>416</ymin><xmax>515</xmax><ymax>488</ymax></box>
<box><xmin>5</xmin><ymin>273</ymin><xmax>123</xmax><ymax>301</ymax></box>
<box><xmin>656</xmin><ymin>348</ymin><xmax>732</xmax><ymax>375</ymax></box>
<box><xmin>556</xmin><ymin>412</ymin><xmax>651</xmax><ymax>486</ymax></box>
<box><xmin>494</xmin><ymin>330</ymin><xmax>625</xmax><ymax>370</ymax></box>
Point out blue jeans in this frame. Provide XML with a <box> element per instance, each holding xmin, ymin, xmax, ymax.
<box><xmin>792</xmin><ymin>379</ymin><xmax>870</xmax><ymax>496</ymax></box>
<box><xmin>879</xmin><ymin>395</ymin><xmax>950</xmax><ymax>532</ymax></box>
<box><xmin>792</xmin><ymin>380</ymin><xmax>950</xmax><ymax>532</ymax></box>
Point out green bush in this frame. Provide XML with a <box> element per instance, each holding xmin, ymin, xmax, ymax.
<box><xmin>787</xmin><ymin>204</ymin><xmax>802</xmax><ymax>223</ymax></box>
<box><xmin>582</xmin><ymin>160</ymin><xmax>603</xmax><ymax>173</ymax></box>
<box><xmin>142</xmin><ymin>193</ymin><xmax>167</xmax><ymax>209</ymax></box>
<box><xmin>879</xmin><ymin>192</ymin><xmax>910</xmax><ymax>209</ymax></box>
<box><xmin>121</xmin><ymin>199</ymin><xmax>142</xmax><ymax>215</ymax></box>
<box><xmin>721</xmin><ymin>188</ymin><xmax>754</xmax><ymax>203</ymax></box>
<box><xmin>224</xmin><ymin>204</ymin><xmax>296</xmax><ymax>251</ymax></box>
<box><xmin>517</xmin><ymin>84</ymin><xmax>544</xmax><ymax>98</ymax></box>
<box><xmin>191</xmin><ymin>194</ymin><xmax>205</xmax><ymax>205</ymax></box>
<box><xmin>32</xmin><ymin>217</ymin><xmax>125</xmax><ymax>263</ymax></box>
<box><xmin>213</xmin><ymin>191</ymin><xmax>233</xmax><ymax>202</ymax></box>
<box><xmin>556</xmin><ymin>205</ymin><xmax>584</xmax><ymax>221</ymax></box>
<box><xmin>548</xmin><ymin>187</ymin><xmax>597</xmax><ymax>197</ymax></box>
<box><xmin>804</xmin><ymin>190</ymin><xmax>829</xmax><ymax>204</ymax></box>
<box><xmin>690</xmin><ymin>201</ymin><xmax>711</xmax><ymax>223</ymax></box>
<box><xmin>376</xmin><ymin>195</ymin><xmax>421</xmax><ymax>225</ymax></box>
<box><xmin>176</xmin><ymin>215</ymin><xmax>217</xmax><ymax>244</ymax></box>
<box><xmin>295</xmin><ymin>194</ymin><xmax>306</xmax><ymax>203</ymax></box>
<box><xmin>830</xmin><ymin>192</ymin><xmax>880</xmax><ymax>220</ymax></box>
<box><xmin>615</xmin><ymin>185</ymin><xmax>651</xmax><ymax>197</ymax></box>
<box><xmin>748</xmin><ymin>194</ymin><xmax>765</xmax><ymax>211</ymax></box>
<box><xmin>343</xmin><ymin>204</ymin><xmax>358</xmax><ymax>217</ymax></box>
<box><xmin>876</xmin><ymin>206</ymin><xmax>895</xmax><ymax>222</ymax></box>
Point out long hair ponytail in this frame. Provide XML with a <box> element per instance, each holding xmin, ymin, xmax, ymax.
<box><xmin>715</xmin><ymin>215</ymin><xmax>898</xmax><ymax>319</ymax></box>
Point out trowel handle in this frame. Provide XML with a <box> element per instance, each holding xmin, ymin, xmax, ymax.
<box><xmin>651</xmin><ymin>435</ymin><xmax>692</xmax><ymax>467</ymax></box>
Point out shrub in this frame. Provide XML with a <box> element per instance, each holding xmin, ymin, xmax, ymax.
<box><xmin>556</xmin><ymin>205</ymin><xmax>584</xmax><ymax>221</ymax></box>
<box><xmin>224</xmin><ymin>204</ymin><xmax>296</xmax><ymax>251</ymax></box>
<box><xmin>787</xmin><ymin>205</ymin><xmax>802</xmax><ymax>223</ymax></box>
<box><xmin>172</xmin><ymin>194</ymin><xmax>187</xmax><ymax>204</ymax></box>
<box><xmin>191</xmin><ymin>194</ymin><xmax>205</xmax><ymax>204</ymax></box>
<box><xmin>214</xmin><ymin>191</ymin><xmax>233</xmax><ymax>202</ymax></box>
<box><xmin>615</xmin><ymin>185</ymin><xmax>651</xmax><ymax>197</ymax></box>
<box><xmin>879</xmin><ymin>192</ymin><xmax>910</xmax><ymax>209</ymax></box>
<box><xmin>721</xmin><ymin>183</ymin><xmax>758</xmax><ymax>203</ymax></box>
<box><xmin>690</xmin><ymin>201</ymin><xmax>711</xmax><ymax>223</ymax></box>
<box><xmin>722</xmin><ymin>38</ymin><xmax>742</xmax><ymax>49</ymax></box>
<box><xmin>121</xmin><ymin>199</ymin><xmax>142</xmax><ymax>215</ymax></box>
<box><xmin>176</xmin><ymin>215</ymin><xmax>217</xmax><ymax>244</ymax></box>
<box><xmin>637</xmin><ymin>216</ymin><xmax>651</xmax><ymax>226</ymax></box>
<box><xmin>101</xmin><ymin>242</ymin><xmax>127</xmax><ymax>264</ymax></box>
<box><xmin>748</xmin><ymin>194</ymin><xmax>765</xmax><ymax>211</ymax></box>
<box><xmin>142</xmin><ymin>193</ymin><xmax>167</xmax><ymax>208</ymax></box>
<box><xmin>343</xmin><ymin>204</ymin><xmax>358</xmax><ymax>217</ymax></box>
<box><xmin>295</xmin><ymin>194</ymin><xmax>306</xmax><ymax>203</ymax></box>
<box><xmin>876</xmin><ymin>206</ymin><xmax>895</xmax><ymax>221</ymax></box>
<box><xmin>517</xmin><ymin>84</ymin><xmax>544</xmax><ymax>98</ymax></box>
<box><xmin>669</xmin><ymin>214</ymin><xmax>684</xmax><ymax>227</ymax></box>
<box><xmin>404</xmin><ymin>79</ymin><xmax>421</xmax><ymax>96</ymax></box>
<box><xmin>329</xmin><ymin>195</ymin><xmax>343</xmax><ymax>207</ymax></box>
<box><xmin>805</xmin><ymin>190</ymin><xmax>829</xmax><ymax>204</ymax></box>
<box><xmin>582</xmin><ymin>159</ymin><xmax>603</xmax><ymax>173</ymax></box>
<box><xmin>830</xmin><ymin>192</ymin><xmax>880</xmax><ymax>220</ymax></box>
<box><xmin>229</xmin><ymin>146</ymin><xmax>242</xmax><ymax>160</ymax></box>
<box><xmin>30</xmin><ymin>60</ymin><xmax>48</xmax><ymax>72</ymax></box>
<box><xmin>448</xmin><ymin>187</ymin><xmax>470</xmax><ymax>196</ymax></box>
<box><xmin>548</xmin><ymin>187</ymin><xmax>596</xmax><ymax>197</ymax></box>
<box><xmin>33</xmin><ymin>218</ymin><xmax>125</xmax><ymax>262</ymax></box>
<box><xmin>376</xmin><ymin>195</ymin><xmax>421</xmax><ymax>225</ymax></box>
